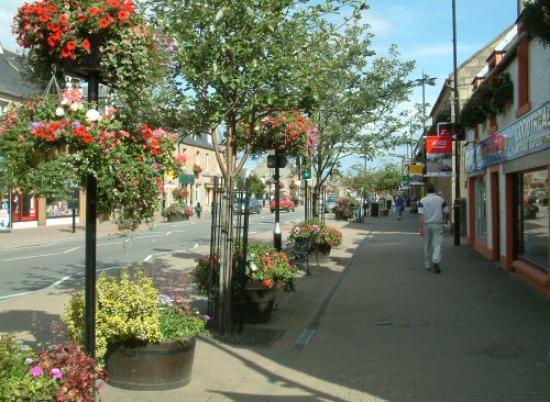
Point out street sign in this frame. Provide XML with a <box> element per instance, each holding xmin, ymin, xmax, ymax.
<box><xmin>267</xmin><ymin>155</ymin><xmax>288</xmax><ymax>168</ymax></box>
<box><xmin>302</xmin><ymin>171</ymin><xmax>311</xmax><ymax>180</ymax></box>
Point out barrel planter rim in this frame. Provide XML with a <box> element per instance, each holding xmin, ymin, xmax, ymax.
<box><xmin>105</xmin><ymin>336</ymin><xmax>197</xmax><ymax>391</ymax></box>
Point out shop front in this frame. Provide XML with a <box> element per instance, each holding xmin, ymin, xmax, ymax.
<box><xmin>466</xmin><ymin>101</ymin><xmax>550</xmax><ymax>294</ymax></box>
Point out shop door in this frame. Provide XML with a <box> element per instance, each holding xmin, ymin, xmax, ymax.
<box><xmin>491</xmin><ymin>172</ymin><xmax>500</xmax><ymax>260</ymax></box>
<box><xmin>12</xmin><ymin>192</ymin><xmax>38</xmax><ymax>222</ymax></box>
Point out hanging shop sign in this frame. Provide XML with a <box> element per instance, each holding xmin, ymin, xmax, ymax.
<box><xmin>409</xmin><ymin>164</ymin><xmax>424</xmax><ymax>185</ymax></box>
<box><xmin>466</xmin><ymin>101</ymin><xmax>550</xmax><ymax>173</ymax></box>
<box><xmin>426</xmin><ymin>136</ymin><xmax>453</xmax><ymax>177</ymax></box>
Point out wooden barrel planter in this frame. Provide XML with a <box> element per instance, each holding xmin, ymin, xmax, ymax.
<box><xmin>236</xmin><ymin>287</ymin><xmax>276</xmax><ymax>324</ymax></box>
<box><xmin>166</xmin><ymin>213</ymin><xmax>188</xmax><ymax>222</ymax></box>
<box><xmin>317</xmin><ymin>243</ymin><xmax>331</xmax><ymax>257</ymax></box>
<box><xmin>105</xmin><ymin>338</ymin><xmax>196</xmax><ymax>390</ymax></box>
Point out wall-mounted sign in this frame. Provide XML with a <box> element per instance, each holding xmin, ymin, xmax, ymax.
<box><xmin>466</xmin><ymin>101</ymin><xmax>550</xmax><ymax>173</ymax></box>
<box><xmin>408</xmin><ymin>164</ymin><xmax>424</xmax><ymax>185</ymax></box>
<box><xmin>426</xmin><ymin>136</ymin><xmax>453</xmax><ymax>177</ymax></box>
<box><xmin>0</xmin><ymin>197</ymin><xmax>10</xmax><ymax>232</ymax></box>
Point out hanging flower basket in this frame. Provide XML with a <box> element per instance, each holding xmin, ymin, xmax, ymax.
<box><xmin>0</xmin><ymin>88</ymin><xmax>178</xmax><ymax>231</ymax></box>
<box><xmin>249</xmin><ymin>110</ymin><xmax>318</xmax><ymax>157</ymax></box>
<box><xmin>13</xmin><ymin>0</ymin><xmax>162</xmax><ymax>86</ymax></box>
<box><xmin>192</xmin><ymin>164</ymin><xmax>202</xmax><ymax>177</ymax></box>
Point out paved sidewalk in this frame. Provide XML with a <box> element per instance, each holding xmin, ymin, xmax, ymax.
<box><xmin>3</xmin><ymin>212</ymin><xmax>550</xmax><ymax>401</ymax></box>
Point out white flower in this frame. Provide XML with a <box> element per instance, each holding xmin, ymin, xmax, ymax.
<box><xmin>55</xmin><ymin>107</ymin><xmax>65</xmax><ymax>117</ymax></box>
<box><xmin>60</xmin><ymin>99</ymin><xmax>69</xmax><ymax>106</ymax></box>
<box><xmin>25</xmin><ymin>357</ymin><xmax>33</xmax><ymax>365</ymax></box>
<box><xmin>85</xmin><ymin>109</ymin><xmax>100</xmax><ymax>122</ymax></box>
<box><xmin>70</xmin><ymin>103</ymin><xmax>79</xmax><ymax>112</ymax></box>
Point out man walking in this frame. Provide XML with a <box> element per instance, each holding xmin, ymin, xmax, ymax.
<box><xmin>418</xmin><ymin>184</ymin><xmax>449</xmax><ymax>273</ymax></box>
<box><xmin>395</xmin><ymin>193</ymin><xmax>405</xmax><ymax>220</ymax></box>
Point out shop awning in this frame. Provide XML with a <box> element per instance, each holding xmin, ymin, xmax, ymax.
<box><xmin>179</xmin><ymin>174</ymin><xmax>195</xmax><ymax>185</ymax></box>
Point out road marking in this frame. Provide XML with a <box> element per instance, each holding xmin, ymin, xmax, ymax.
<box><xmin>0</xmin><ymin>291</ymin><xmax>32</xmax><ymax>301</ymax></box>
<box><xmin>63</xmin><ymin>247</ymin><xmax>80</xmax><ymax>254</ymax></box>
<box><xmin>50</xmin><ymin>275</ymin><xmax>71</xmax><ymax>288</ymax></box>
<box><xmin>193</xmin><ymin>243</ymin><xmax>199</xmax><ymax>248</ymax></box>
<box><xmin>166</xmin><ymin>232</ymin><xmax>173</xmax><ymax>236</ymax></box>
<box><xmin>144</xmin><ymin>254</ymin><xmax>153</xmax><ymax>262</ymax></box>
<box><xmin>295</xmin><ymin>329</ymin><xmax>316</xmax><ymax>345</ymax></box>
<box><xmin>4</xmin><ymin>252</ymin><xmax>60</xmax><ymax>262</ymax></box>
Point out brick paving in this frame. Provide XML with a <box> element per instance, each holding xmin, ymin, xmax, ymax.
<box><xmin>2</xmin><ymin>211</ymin><xmax>550</xmax><ymax>401</ymax></box>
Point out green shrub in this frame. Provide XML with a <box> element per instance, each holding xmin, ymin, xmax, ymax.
<box><xmin>159</xmin><ymin>304</ymin><xmax>207</xmax><ymax>341</ymax></box>
<box><xmin>64</xmin><ymin>268</ymin><xmax>161</xmax><ymax>361</ymax></box>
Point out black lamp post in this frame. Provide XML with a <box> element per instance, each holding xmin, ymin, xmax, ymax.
<box><xmin>452</xmin><ymin>0</ymin><xmax>461</xmax><ymax>246</ymax></box>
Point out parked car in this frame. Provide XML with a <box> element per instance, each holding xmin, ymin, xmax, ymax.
<box><xmin>325</xmin><ymin>197</ymin><xmax>337</xmax><ymax>213</ymax></box>
<box><xmin>234</xmin><ymin>198</ymin><xmax>263</xmax><ymax>214</ymax></box>
<box><xmin>270</xmin><ymin>195</ymin><xmax>295</xmax><ymax>213</ymax></box>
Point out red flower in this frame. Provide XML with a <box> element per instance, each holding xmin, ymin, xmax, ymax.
<box><xmin>82</xmin><ymin>135</ymin><xmax>94</xmax><ymax>144</ymax></box>
<box><xmin>87</xmin><ymin>7</ymin><xmax>100</xmax><ymax>16</ymax></box>
<box><xmin>152</xmin><ymin>148</ymin><xmax>161</xmax><ymax>155</ymax></box>
<box><xmin>48</xmin><ymin>36</ymin><xmax>58</xmax><ymax>47</ymax></box>
<box><xmin>39</xmin><ymin>13</ymin><xmax>49</xmax><ymax>23</ymax></box>
<box><xmin>118</xmin><ymin>10</ymin><xmax>129</xmax><ymax>22</ymax></box>
<box><xmin>99</xmin><ymin>17</ymin><xmax>111</xmax><ymax>29</ymax></box>
<box><xmin>82</xmin><ymin>38</ymin><xmax>91</xmax><ymax>52</ymax></box>
<box><xmin>61</xmin><ymin>46</ymin><xmax>72</xmax><ymax>58</ymax></box>
<box><xmin>77</xmin><ymin>13</ymin><xmax>87</xmax><ymax>23</ymax></box>
<box><xmin>59</xmin><ymin>14</ymin><xmax>69</xmax><ymax>24</ymax></box>
<box><xmin>49</xmin><ymin>5</ymin><xmax>58</xmax><ymax>13</ymax></box>
<box><xmin>47</xmin><ymin>22</ymin><xmax>60</xmax><ymax>32</ymax></box>
<box><xmin>66</xmin><ymin>40</ymin><xmax>77</xmax><ymax>50</ymax></box>
<box><xmin>107</xmin><ymin>0</ymin><xmax>121</xmax><ymax>7</ymax></box>
<box><xmin>262</xmin><ymin>279</ymin><xmax>274</xmax><ymax>288</ymax></box>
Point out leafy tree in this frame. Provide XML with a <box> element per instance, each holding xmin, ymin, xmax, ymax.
<box><xmin>302</xmin><ymin>21</ymin><xmax>415</xmax><ymax>216</ymax></box>
<box><xmin>151</xmin><ymin>0</ymin><xmax>368</xmax><ymax>332</ymax></box>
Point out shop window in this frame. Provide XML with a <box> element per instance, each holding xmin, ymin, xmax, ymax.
<box><xmin>476</xmin><ymin>177</ymin><xmax>487</xmax><ymax>238</ymax></box>
<box><xmin>518</xmin><ymin>169</ymin><xmax>549</xmax><ymax>269</ymax></box>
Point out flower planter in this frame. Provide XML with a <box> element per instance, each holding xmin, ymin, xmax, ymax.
<box><xmin>239</xmin><ymin>287</ymin><xmax>276</xmax><ymax>324</ymax></box>
<box><xmin>105</xmin><ymin>338</ymin><xmax>197</xmax><ymax>390</ymax></box>
<box><xmin>318</xmin><ymin>244</ymin><xmax>331</xmax><ymax>256</ymax></box>
<box><xmin>166</xmin><ymin>213</ymin><xmax>189</xmax><ymax>222</ymax></box>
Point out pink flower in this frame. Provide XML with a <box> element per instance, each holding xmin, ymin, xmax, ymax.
<box><xmin>177</xmin><ymin>153</ymin><xmax>187</xmax><ymax>166</ymax></box>
<box><xmin>51</xmin><ymin>368</ymin><xmax>63</xmax><ymax>380</ymax></box>
<box><xmin>31</xmin><ymin>366</ymin><xmax>43</xmax><ymax>377</ymax></box>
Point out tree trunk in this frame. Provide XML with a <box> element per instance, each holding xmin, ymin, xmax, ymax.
<box><xmin>312</xmin><ymin>187</ymin><xmax>320</xmax><ymax>218</ymax></box>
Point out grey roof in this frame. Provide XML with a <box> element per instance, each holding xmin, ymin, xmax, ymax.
<box><xmin>180</xmin><ymin>133</ymin><xmax>216</xmax><ymax>150</ymax></box>
<box><xmin>0</xmin><ymin>44</ymin><xmax>41</xmax><ymax>99</ymax></box>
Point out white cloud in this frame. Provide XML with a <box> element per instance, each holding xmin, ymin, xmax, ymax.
<box><xmin>362</xmin><ymin>12</ymin><xmax>393</xmax><ymax>38</ymax></box>
<box><xmin>0</xmin><ymin>0</ymin><xmax>28</xmax><ymax>51</ymax></box>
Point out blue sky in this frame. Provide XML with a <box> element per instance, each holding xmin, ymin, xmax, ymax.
<box><xmin>0</xmin><ymin>0</ymin><xmax>517</xmax><ymax>172</ymax></box>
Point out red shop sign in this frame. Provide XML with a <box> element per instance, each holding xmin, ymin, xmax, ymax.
<box><xmin>426</xmin><ymin>136</ymin><xmax>452</xmax><ymax>154</ymax></box>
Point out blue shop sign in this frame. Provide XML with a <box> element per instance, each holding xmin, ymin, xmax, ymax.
<box><xmin>467</xmin><ymin>101</ymin><xmax>550</xmax><ymax>173</ymax></box>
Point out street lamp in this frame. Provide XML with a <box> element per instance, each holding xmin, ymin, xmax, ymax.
<box><xmin>451</xmin><ymin>0</ymin><xmax>461</xmax><ymax>246</ymax></box>
<box><xmin>414</xmin><ymin>72</ymin><xmax>437</xmax><ymax>136</ymax></box>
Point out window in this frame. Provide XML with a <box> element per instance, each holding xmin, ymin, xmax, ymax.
<box><xmin>476</xmin><ymin>176</ymin><xmax>487</xmax><ymax>237</ymax></box>
<box><xmin>518</xmin><ymin>168</ymin><xmax>549</xmax><ymax>269</ymax></box>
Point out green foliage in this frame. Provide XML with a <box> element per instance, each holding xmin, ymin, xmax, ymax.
<box><xmin>159</xmin><ymin>304</ymin><xmax>207</xmax><ymax>341</ymax></box>
<box><xmin>373</xmin><ymin>164</ymin><xmax>401</xmax><ymax>194</ymax></box>
<box><xmin>192</xmin><ymin>255</ymin><xmax>220</xmax><ymax>296</ymax></box>
<box><xmin>459</xmin><ymin>73</ymin><xmax>514</xmax><ymax>128</ymax></box>
<box><xmin>64</xmin><ymin>268</ymin><xmax>162</xmax><ymax>361</ymax></box>
<box><xmin>247</xmin><ymin>245</ymin><xmax>297</xmax><ymax>291</ymax></box>
<box><xmin>522</xmin><ymin>0</ymin><xmax>550</xmax><ymax>46</ymax></box>
<box><xmin>0</xmin><ymin>335</ymin><xmax>58</xmax><ymax>401</ymax></box>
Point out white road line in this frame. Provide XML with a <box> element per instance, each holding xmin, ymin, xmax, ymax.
<box><xmin>0</xmin><ymin>291</ymin><xmax>32</xmax><ymax>301</ymax></box>
<box><xmin>144</xmin><ymin>254</ymin><xmax>153</xmax><ymax>262</ymax></box>
<box><xmin>49</xmin><ymin>275</ymin><xmax>71</xmax><ymax>288</ymax></box>
<box><xmin>63</xmin><ymin>246</ymin><xmax>80</xmax><ymax>254</ymax></box>
<box><xmin>166</xmin><ymin>232</ymin><xmax>173</xmax><ymax>236</ymax></box>
<box><xmin>4</xmin><ymin>252</ymin><xmax>60</xmax><ymax>262</ymax></box>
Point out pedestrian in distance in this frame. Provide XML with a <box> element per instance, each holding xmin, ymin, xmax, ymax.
<box><xmin>395</xmin><ymin>193</ymin><xmax>405</xmax><ymax>220</ymax></box>
<box><xmin>362</xmin><ymin>198</ymin><xmax>369</xmax><ymax>222</ymax></box>
<box><xmin>195</xmin><ymin>201</ymin><xmax>202</xmax><ymax>219</ymax></box>
<box><xmin>418</xmin><ymin>183</ymin><xmax>449</xmax><ymax>273</ymax></box>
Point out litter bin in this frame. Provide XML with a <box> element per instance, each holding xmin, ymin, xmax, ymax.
<box><xmin>370</xmin><ymin>202</ymin><xmax>379</xmax><ymax>217</ymax></box>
